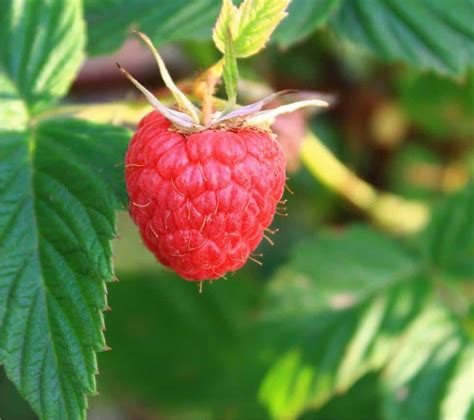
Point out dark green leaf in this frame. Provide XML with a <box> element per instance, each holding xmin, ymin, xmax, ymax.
<box><xmin>85</xmin><ymin>0</ymin><xmax>342</xmax><ymax>56</ymax></box>
<box><xmin>273</xmin><ymin>0</ymin><xmax>341</xmax><ymax>47</ymax></box>
<box><xmin>331</xmin><ymin>0</ymin><xmax>474</xmax><ymax>76</ymax></box>
<box><xmin>36</xmin><ymin>119</ymin><xmax>131</xmax><ymax>208</ymax></box>
<box><xmin>300</xmin><ymin>373</ymin><xmax>383</xmax><ymax>420</ymax></box>
<box><xmin>419</xmin><ymin>187</ymin><xmax>474</xmax><ymax>279</ymax></box>
<box><xmin>0</xmin><ymin>0</ymin><xmax>85</xmax><ymax>114</ymax></box>
<box><xmin>84</xmin><ymin>0</ymin><xmax>221</xmax><ymax>56</ymax></box>
<box><xmin>0</xmin><ymin>119</ymin><xmax>130</xmax><ymax>419</ymax></box>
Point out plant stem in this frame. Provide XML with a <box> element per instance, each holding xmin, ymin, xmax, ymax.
<box><xmin>199</xmin><ymin>59</ymin><xmax>224</xmax><ymax>125</ymax></box>
<box><xmin>300</xmin><ymin>131</ymin><xmax>430</xmax><ymax>235</ymax></box>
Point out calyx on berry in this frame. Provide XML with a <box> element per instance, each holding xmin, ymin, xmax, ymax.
<box><xmin>117</xmin><ymin>31</ymin><xmax>331</xmax><ymax>133</ymax></box>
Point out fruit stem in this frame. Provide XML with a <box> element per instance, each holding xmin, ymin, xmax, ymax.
<box><xmin>200</xmin><ymin>59</ymin><xmax>224</xmax><ymax>125</ymax></box>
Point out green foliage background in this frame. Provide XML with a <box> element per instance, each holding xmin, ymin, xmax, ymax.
<box><xmin>0</xmin><ymin>0</ymin><xmax>473</xmax><ymax>419</ymax></box>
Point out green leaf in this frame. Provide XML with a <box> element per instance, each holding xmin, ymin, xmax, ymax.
<box><xmin>265</xmin><ymin>226</ymin><xmax>418</xmax><ymax>314</ymax></box>
<box><xmin>419</xmin><ymin>187</ymin><xmax>474</xmax><ymax>279</ymax></box>
<box><xmin>382</xmin><ymin>306</ymin><xmax>474</xmax><ymax>420</ymax></box>
<box><xmin>0</xmin><ymin>2</ymin><xmax>128</xmax><ymax>417</ymax></box>
<box><xmin>213</xmin><ymin>0</ymin><xmax>290</xmax><ymax>58</ymax></box>
<box><xmin>440</xmin><ymin>343</ymin><xmax>474</xmax><ymax>419</ymax></box>
<box><xmin>0</xmin><ymin>119</ymin><xmax>130</xmax><ymax>419</ymax></box>
<box><xmin>257</xmin><ymin>222</ymin><xmax>474</xmax><ymax>419</ymax></box>
<box><xmin>84</xmin><ymin>0</ymin><xmax>222</xmax><ymax>56</ymax></box>
<box><xmin>257</xmin><ymin>226</ymin><xmax>428</xmax><ymax>418</ymax></box>
<box><xmin>86</xmin><ymin>0</ymin><xmax>340</xmax><ymax>57</ymax></box>
<box><xmin>223</xmin><ymin>29</ymin><xmax>239</xmax><ymax>108</ymax></box>
<box><xmin>299</xmin><ymin>373</ymin><xmax>383</xmax><ymax>420</ymax></box>
<box><xmin>273</xmin><ymin>0</ymin><xmax>341</xmax><ymax>47</ymax></box>
<box><xmin>213</xmin><ymin>0</ymin><xmax>241</xmax><ymax>51</ymax></box>
<box><xmin>331</xmin><ymin>0</ymin><xmax>474</xmax><ymax>76</ymax></box>
<box><xmin>36</xmin><ymin>119</ymin><xmax>131</xmax><ymax>208</ymax></box>
<box><xmin>258</xmin><ymin>277</ymin><xmax>431</xmax><ymax>419</ymax></box>
<box><xmin>0</xmin><ymin>0</ymin><xmax>85</xmax><ymax>114</ymax></box>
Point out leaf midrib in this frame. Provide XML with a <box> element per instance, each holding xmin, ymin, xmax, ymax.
<box><xmin>27</xmin><ymin>127</ymin><xmax>77</xmax><ymax>418</ymax></box>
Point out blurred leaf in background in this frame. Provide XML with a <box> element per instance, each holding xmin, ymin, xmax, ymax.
<box><xmin>256</xmin><ymin>188</ymin><xmax>474</xmax><ymax>419</ymax></box>
<box><xmin>331</xmin><ymin>0</ymin><xmax>474</xmax><ymax>76</ymax></box>
<box><xmin>91</xmin><ymin>190</ymin><xmax>473</xmax><ymax>419</ymax></box>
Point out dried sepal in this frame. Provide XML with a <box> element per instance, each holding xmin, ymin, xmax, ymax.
<box><xmin>133</xmin><ymin>31</ymin><xmax>201</xmax><ymax>124</ymax></box>
<box><xmin>116</xmin><ymin>63</ymin><xmax>201</xmax><ymax>131</ymax></box>
<box><xmin>213</xmin><ymin>90</ymin><xmax>296</xmax><ymax>124</ymax></box>
<box><xmin>246</xmin><ymin>98</ymin><xmax>330</xmax><ymax>125</ymax></box>
<box><xmin>118</xmin><ymin>33</ymin><xmax>331</xmax><ymax>133</ymax></box>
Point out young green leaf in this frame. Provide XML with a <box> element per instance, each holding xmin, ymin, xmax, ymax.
<box><xmin>214</xmin><ymin>0</ymin><xmax>291</xmax><ymax>58</ymax></box>
<box><xmin>222</xmin><ymin>29</ymin><xmax>239</xmax><ymax>109</ymax></box>
<box><xmin>213</xmin><ymin>0</ymin><xmax>241</xmax><ymax>49</ymax></box>
<box><xmin>0</xmin><ymin>119</ymin><xmax>130</xmax><ymax>419</ymax></box>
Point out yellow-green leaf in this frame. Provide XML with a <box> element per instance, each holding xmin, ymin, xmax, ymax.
<box><xmin>213</xmin><ymin>0</ymin><xmax>241</xmax><ymax>52</ymax></box>
<box><xmin>213</xmin><ymin>0</ymin><xmax>290</xmax><ymax>58</ymax></box>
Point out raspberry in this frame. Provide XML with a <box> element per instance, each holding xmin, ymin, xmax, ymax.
<box><xmin>118</xmin><ymin>31</ymin><xmax>330</xmax><ymax>281</ymax></box>
<box><xmin>125</xmin><ymin>111</ymin><xmax>286</xmax><ymax>281</ymax></box>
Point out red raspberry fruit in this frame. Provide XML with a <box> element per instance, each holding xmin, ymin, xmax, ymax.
<box><xmin>125</xmin><ymin>111</ymin><xmax>286</xmax><ymax>281</ymax></box>
<box><xmin>119</xmin><ymin>32</ymin><xmax>330</xmax><ymax>281</ymax></box>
